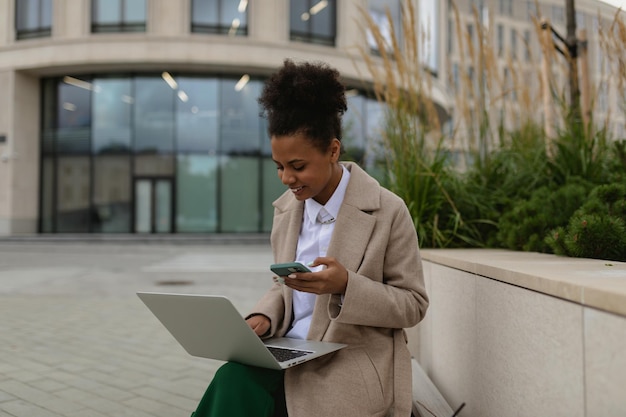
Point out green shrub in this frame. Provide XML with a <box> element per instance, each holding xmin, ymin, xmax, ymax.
<box><xmin>548</xmin><ymin>125</ymin><xmax>613</xmax><ymax>186</ymax></box>
<box><xmin>496</xmin><ymin>180</ymin><xmax>592</xmax><ymax>253</ymax></box>
<box><xmin>456</xmin><ymin>122</ymin><xmax>551</xmax><ymax>246</ymax></box>
<box><xmin>546</xmin><ymin>184</ymin><xmax>626</xmax><ymax>261</ymax></box>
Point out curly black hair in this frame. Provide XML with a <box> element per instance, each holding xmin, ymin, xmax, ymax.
<box><xmin>258</xmin><ymin>59</ymin><xmax>347</xmax><ymax>152</ymax></box>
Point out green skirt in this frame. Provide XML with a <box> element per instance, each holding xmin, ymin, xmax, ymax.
<box><xmin>191</xmin><ymin>362</ymin><xmax>287</xmax><ymax>417</ymax></box>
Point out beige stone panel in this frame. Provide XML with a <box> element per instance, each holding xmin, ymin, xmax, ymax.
<box><xmin>584</xmin><ymin>308</ymin><xmax>626</xmax><ymax>416</ymax></box>
<box><xmin>150</xmin><ymin>0</ymin><xmax>188</xmax><ymax>36</ymax></box>
<box><xmin>336</xmin><ymin>0</ymin><xmax>364</xmax><ymax>52</ymax></box>
<box><xmin>0</xmin><ymin>38</ymin><xmax>368</xmax><ymax>87</ymax></box>
<box><xmin>428</xmin><ymin>263</ymin><xmax>476</xmax><ymax>414</ymax></box>
<box><xmin>9</xmin><ymin>71</ymin><xmax>40</xmax><ymax>233</ymax></box>
<box><xmin>0</xmin><ymin>70</ymin><xmax>13</xmax><ymax>225</ymax></box>
<box><xmin>475</xmin><ymin>278</ymin><xmax>584</xmax><ymax>417</ymax></box>
<box><xmin>249</xmin><ymin>0</ymin><xmax>288</xmax><ymax>43</ymax></box>
<box><xmin>54</xmin><ymin>0</ymin><xmax>90</xmax><ymax>39</ymax></box>
<box><xmin>0</xmin><ymin>0</ymin><xmax>14</xmax><ymax>45</ymax></box>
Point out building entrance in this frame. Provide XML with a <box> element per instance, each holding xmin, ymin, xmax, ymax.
<box><xmin>134</xmin><ymin>178</ymin><xmax>173</xmax><ymax>233</ymax></box>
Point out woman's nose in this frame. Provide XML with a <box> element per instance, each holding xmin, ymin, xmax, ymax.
<box><xmin>280</xmin><ymin>169</ymin><xmax>295</xmax><ymax>185</ymax></box>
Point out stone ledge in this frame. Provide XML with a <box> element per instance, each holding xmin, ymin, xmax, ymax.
<box><xmin>420</xmin><ymin>249</ymin><xmax>626</xmax><ymax>317</ymax></box>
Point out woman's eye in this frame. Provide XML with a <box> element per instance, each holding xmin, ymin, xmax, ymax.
<box><xmin>293</xmin><ymin>165</ymin><xmax>304</xmax><ymax>171</ymax></box>
<box><xmin>276</xmin><ymin>166</ymin><xmax>284</xmax><ymax>171</ymax></box>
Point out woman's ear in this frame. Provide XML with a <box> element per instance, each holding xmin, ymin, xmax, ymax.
<box><xmin>330</xmin><ymin>138</ymin><xmax>341</xmax><ymax>161</ymax></box>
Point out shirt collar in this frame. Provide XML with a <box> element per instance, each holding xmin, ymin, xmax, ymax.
<box><xmin>304</xmin><ymin>165</ymin><xmax>351</xmax><ymax>226</ymax></box>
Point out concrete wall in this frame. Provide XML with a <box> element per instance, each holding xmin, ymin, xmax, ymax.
<box><xmin>0</xmin><ymin>70</ymin><xmax>11</xmax><ymax>234</ymax></box>
<box><xmin>0</xmin><ymin>70</ymin><xmax>40</xmax><ymax>234</ymax></box>
<box><xmin>10</xmin><ymin>71</ymin><xmax>40</xmax><ymax>233</ymax></box>
<box><xmin>408</xmin><ymin>249</ymin><xmax>626</xmax><ymax>417</ymax></box>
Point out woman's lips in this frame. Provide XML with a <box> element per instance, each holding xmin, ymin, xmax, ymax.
<box><xmin>290</xmin><ymin>186</ymin><xmax>304</xmax><ymax>195</ymax></box>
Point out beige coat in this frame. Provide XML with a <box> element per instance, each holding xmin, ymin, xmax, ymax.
<box><xmin>251</xmin><ymin>162</ymin><xmax>429</xmax><ymax>417</ymax></box>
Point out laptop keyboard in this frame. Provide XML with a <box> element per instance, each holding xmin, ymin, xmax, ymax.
<box><xmin>266</xmin><ymin>346</ymin><xmax>313</xmax><ymax>362</ymax></box>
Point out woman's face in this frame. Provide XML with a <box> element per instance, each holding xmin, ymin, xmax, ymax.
<box><xmin>271</xmin><ymin>132</ymin><xmax>342</xmax><ymax>205</ymax></box>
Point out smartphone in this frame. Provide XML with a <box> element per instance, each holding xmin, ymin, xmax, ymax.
<box><xmin>270</xmin><ymin>262</ymin><xmax>311</xmax><ymax>276</ymax></box>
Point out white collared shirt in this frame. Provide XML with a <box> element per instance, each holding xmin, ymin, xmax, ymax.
<box><xmin>285</xmin><ymin>165</ymin><xmax>351</xmax><ymax>339</ymax></box>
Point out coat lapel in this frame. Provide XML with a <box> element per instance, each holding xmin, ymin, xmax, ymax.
<box><xmin>307</xmin><ymin>162</ymin><xmax>380</xmax><ymax>341</ymax></box>
<box><xmin>272</xmin><ymin>197</ymin><xmax>303</xmax><ymax>263</ymax></box>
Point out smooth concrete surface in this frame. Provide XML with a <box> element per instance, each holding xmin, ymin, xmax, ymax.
<box><xmin>474</xmin><ymin>277</ymin><xmax>585</xmax><ymax>417</ymax></box>
<box><xmin>584</xmin><ymin>308</ymin><xmax>626</xmax><ymax>416</ymax></box>
<box><xmin>0</xmin><ymin>241</ymin><xmax>275</xmax><ymax>417</ymax></box>
<box><xmin>426</xmin><ymin>264</ymin><xmax>475</xmax><ymax>415</ymax></box>
<box><xmin>417</xmin><ymin>252</ymin><xmax>626</xmax><ymax>417</ymax></box>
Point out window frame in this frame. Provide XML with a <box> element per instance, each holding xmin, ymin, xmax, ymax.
<box><xmin>91</xmin><ymin>0</ymin><xmax>147</xmax><ymax>34</ymax></box>
<box><xmin>289</xmin><ymin>0</ymin><xmax>337</xmax><ymax>47</ymax></box>
<box><xmin>15</xmin><ymin>0</ymin><xmax>52</xmax><ymax>40</ymax></box>
<box><xmin>191</xmin><ymin>0</ymin><xmax>249</xmax><ymax>36</ymax></box>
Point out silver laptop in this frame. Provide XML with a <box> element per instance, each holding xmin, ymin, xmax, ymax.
<box><xmin>137</xmin><ymin>292</ymin><xmax>346</xmax><ymax>370</ymax></box>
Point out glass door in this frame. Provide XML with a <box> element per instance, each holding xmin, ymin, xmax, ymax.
<box><xmin>134</xmin><ymin>178</ymin><xmax>173</xmax><ymax>233</ymax></box>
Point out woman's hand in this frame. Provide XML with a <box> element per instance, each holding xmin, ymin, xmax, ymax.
<box><xmin>283</xmin><ymin>257</ymin><xmax>348</xmax><ymax>295</ymax></box>
<box><xmin>246</xmin><ymin>314</ymin><xmax>270</xmax><ymax>336</ymax></box>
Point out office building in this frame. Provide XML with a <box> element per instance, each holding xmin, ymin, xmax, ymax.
<box><xmin>0</xmin><ymin>0</ymin><xmax>621</xmax><ymax>235</ymax></box>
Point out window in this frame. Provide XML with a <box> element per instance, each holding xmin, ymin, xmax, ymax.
<box><xmin>91</xmin><ymin>0</ymin><xmax>146</xmax><ymax>33</ymax></box>
<box><xmin>56</xmin><ymin>156</ymin><xmax>92</xmax><ymax>232</ymax></box>
<box><xmin>367</xmin><ymin>0</ymin><xmax>401</xmax><ymax>55</ymax></box>
<box><xmin>219</xmin><ymin>77</ymin><xmax>263</xmax><ymax>156</ymax></box>
<box><xmin>93</xmin><ymin>155</ymin><xmax>131</xmax><ymax>232</ymax></box>
<box><xmin>510</xmin><ymin>28</ymin><xmax>517</xmax><ymax>60</ymax></box>
<box><xmin>447</xmin><ymin>18</ymin><xmax>454</xmax><ymax>54</ymax></box>
<box><xmin>498</xmin><ymin>0</ymin><xmax>513</xmax><ymax>16</ymax></box>
<box><xmin>576</xmin><ymin>12</ymin><xmax>586</xmax><ymax>29</ymax></box>
<box><xmin>469</xmin><ymin>0</ymin><xmax>478</xmax><ymax>13</ymax></box>
<box><xmin>92</xmin><ymin>78</ymin><xmax>132</xmax><ymax>154</ymax></box>
<box><xmin>466</xmin><ymin>23</ymin><xmax>474</xmax><ymax>47</ymax></box>
<box><xmin>598</xmin><ymin>81</ymin><xmax>608</xmax><ymax>113</ymax></box>
<box><xmin>451</xmin><ymin>63</ymin><xmax>459</xmax><ymax>91</ymax></box>
<box><xmin>551</xmin><ymin>6</ymin><xmax>564</xmax><ymax>24</ymax></box>
<box><xmin>419</xmin><ymin>0</ymin><xmax>440</xmax><ymax>75</ymax></box>
<box><xmin>290</xmin><ymin>0</ymin><xmax>336</xmax><ymax>46</ymax></box>
<box><xmin>191</xmin><ymin>0</ymin><xmax>248</xmax><ymax>35</ymax></box>
<box><xmin>527</xmin><ymin>1</ymin><xmax>538</xmax><ymax>19</ymax></box>
<box><xmin>497</xmin><ymin>24</ymin><xmax>504</xmax><ymax>58</ymax></box>
<box><xmin>523</xmin><ymin>30</ymin><xmax>531</xmax><ymax>61</ymax></box>
<box><xmin>134</xmin><ymin>76</ymin><xmax>175</xmax><ymax>153</ymax></box>
<box><xmin>176</xmin><ymin>78</ymin><xmax>219</xmax><ymax>153</ymax></box>
<box><xmin>176</xmin><ymin>155</ymin><xmax>219</xmax><ymax>232</ymax></box>
<box><xmin>57</xmin><ymin>76</ymin><xmax>92</xmax><ymax>154</ymax></box>
<box><xmin>15</xmin><ymin>0</ymin><xmax>52</xmax><ymax>39</ymax></box>
<box><xmin>220</xmin><ymin>157</ymin><xmax>260</xmax><ymax>232</ymax></box>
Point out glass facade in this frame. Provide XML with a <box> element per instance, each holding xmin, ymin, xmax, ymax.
<box><xmin>40</xmin><ymin>74</ymin><xmax>384</xmax><ymax>233</ymax></box>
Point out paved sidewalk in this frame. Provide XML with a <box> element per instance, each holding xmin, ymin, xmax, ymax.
<box><xmin>0</xmin><ymin>241</ymin><xmax>274</xmax><ymax>417</ymax></box>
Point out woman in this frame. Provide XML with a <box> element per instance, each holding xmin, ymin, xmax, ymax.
<box><xmin>192</xmin><ymin>59</ymin><xmax>429</xmax><ymax>417</ymax></box>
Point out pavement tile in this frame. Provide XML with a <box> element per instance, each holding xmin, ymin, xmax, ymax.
<box><xmin>24</xmin><ymin>379</ymin><xmax>68</xmax><ymax>393</ymax></box>
<box><xmin>0</xmin><ymin>392</ymin><xmax>16</xmax><ymax>403</ymax></box>
<box><xmin>0</xmin><ymin>242</ymin><xmax>273</xmax><ymax>417</ymax></box>
<box><xmin>122</xmin><ymin>395</ymin><xmax>187</xmax><ymax>416</ymax></box>
<box><xmin>0</xmin><ymin>399</ymin><xmax>64</xmax><ymax>417</ymax></box>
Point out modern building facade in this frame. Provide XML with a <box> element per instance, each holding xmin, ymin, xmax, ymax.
<box><xmin>0</xmin><ymin>0</ymin><xmax>622</xmax><ymax>235</ymax></box>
